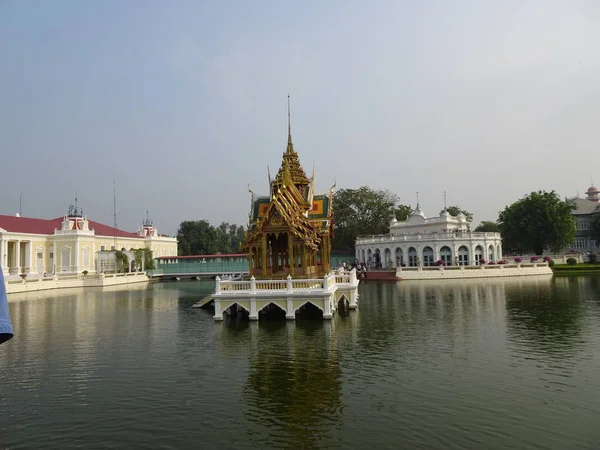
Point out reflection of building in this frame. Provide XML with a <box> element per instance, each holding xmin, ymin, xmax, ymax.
<box><xmin>0</xmin><ymin>203</ymin><xmax>177</xmax><ymax>276</ymax></box>
<box><xmin>355</xmin><ymin>205</ymin><xmax>503</xmax><ymax>268</ymax></box>
<box><xmin>242</xmin><ymin>321</ymin><xmax>342</xmax><ymax>448</ymax></box>
<box><xmin>567</xmin><ymin>185</ymin><xmax>600</xmax><ymax>252</ymax></box>
<box><xmin>243</xmin><ymin>99</ymin><xmax>335</xmax><ymax>278</ymax></box>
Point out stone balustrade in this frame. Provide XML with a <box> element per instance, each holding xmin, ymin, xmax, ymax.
<box><xmin>212</xmin><ymin>269</ymin><xmax>360</xmax><ymax>321</ymax></box>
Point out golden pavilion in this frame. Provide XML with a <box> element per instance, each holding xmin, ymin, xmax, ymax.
<box><xmin>243</xmin><ymin>99</ymin><xmax>335</xmax><ymax>279</ymax></box>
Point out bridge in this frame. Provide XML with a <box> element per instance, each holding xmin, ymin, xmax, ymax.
<box><xmin>149</xmin><ymin>252</ymin><xmax>356</xmax><ymax>280</ymax></box>
<box><xmin>149</xmin><ymin>254</ymin><xmax>249</xmax><ymax>280</ymax></box>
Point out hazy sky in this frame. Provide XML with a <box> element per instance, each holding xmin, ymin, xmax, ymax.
<box><xmin>2</xmin><ymin>0</ymin><xmax>600</xmax><ymax>236</ymax></box>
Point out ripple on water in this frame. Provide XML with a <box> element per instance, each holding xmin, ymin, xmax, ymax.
<box><xmin>2</xmin><ymin>279</ymin><xmax>600</xmax><ymax>449</ymax></box>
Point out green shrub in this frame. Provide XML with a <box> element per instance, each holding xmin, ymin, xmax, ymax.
<box><xmin>547</xmin><ymin>259</ymin><xmax>555</xmax><ymax>267</ymax></box>
<box><xmin>82</xmin><ymin>270</ymin><xmax>88</xmax><ymax>276</ymax></box>
<box><xmin>589</xmin><ymin>253</ymin><xmax>597</xmax><ymax>264</ymax></box>
<box><xmin>567</xmin><ymin>258</ymin><xmax>577</xmax><ymax>266</ymax></box>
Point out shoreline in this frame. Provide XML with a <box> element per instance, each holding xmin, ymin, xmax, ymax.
<box><xmin>4</xmin><ymin>272</ymin><xmax>149</xmax><ymax>295</ymax></box>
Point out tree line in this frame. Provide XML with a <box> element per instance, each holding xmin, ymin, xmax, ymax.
<box><xmin>176</xmin><ymin>186</ymin><xmax>580</xmax><ymax>257</ymax></box>
<box><xmin>177</xmin><ymin>221</ymin><xmax>246</xmax><ymax>255</ymax></box>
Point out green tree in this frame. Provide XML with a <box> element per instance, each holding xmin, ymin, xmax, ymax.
<box><xmin>333</xmin><ymin>186</ymin><xmax>403</xmax><ymax>251</ymax></box>
<box><xmin>498</xmin><ymin>190</ymin><xmax>576</xmax><ymax>255</ymax></box>
<box><xmin>441</xmin><ymin>206</ymin><xmax>473</xmax><ymax>225</ymax></box>
<box><xmin>177</xmin><ymin>220</ymin><xmax>218</xmax><ymax>255</ymax></box>
<box><xmin>475</xmin><ymin>221</ymin><xmax>500</xmax><ymax>232</ymax></box>
<box><xmin>395</xmin><ymin>204</ymin><xmax>413</xmax><ymax>221</ymax></box>
<box><xmin>177</xmin><ymin>220</ymin><xmax>246</xmax><ymax>255</ymax></box>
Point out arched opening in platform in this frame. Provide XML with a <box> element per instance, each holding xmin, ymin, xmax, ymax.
<box><xmin>295</xmin><ymin>301</ymin><xmax>323</xmax><ymax>320</ymax></box>
<box><xmin>258</xmin><ymin>302</ymin><xmax>286</xmax><ymax>320</ymax></box>
<box><xmin>222</xmin><ymin>302</ymin><xmax>249</xmax><ymax>320</ymax></box>
<box><xmin>337</xmin><ymin>295</ymin><xmax>350</xmax><ymax>317</ymax></box>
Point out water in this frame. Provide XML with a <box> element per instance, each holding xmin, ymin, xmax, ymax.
<box><xmin>2</xmin><ymin>276</ymin><xmax>600</xmax><ymax>449</ymax></box>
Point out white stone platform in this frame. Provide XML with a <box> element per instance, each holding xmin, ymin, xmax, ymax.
<box><xmin>5</xmin><ymin>272</ymin><xmax>149</xmax><ymax>294</ymax></box>
<box><xmin>212</xmin><ymin>268</ymin><xmax>360</xmax><ymax>321</ymax></box>
<box><xmin>396</xmin><ymin>263</ymin><xmax>552</xmax><ymax>280</ymax></box>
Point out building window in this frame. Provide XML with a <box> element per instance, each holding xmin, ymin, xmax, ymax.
<box><xmin>573</xmin><ymin>238</ymin><xmax>587</xmax><ymax>249</ymax></box>
<box><xmin>37</xmin><ymin>252</ymin><xmax>43</xmax><ymax>258</ymax></box>
<box><xmin>101</xmin><ymin>246</ymin><xmax>105</xmax><ymax>251</ymax></box>
<box><xmin>49</xmin><ymin>252</ymin><xmax>54</xmax><ymax>259</ymax></box>
<box><xmin>111</xmin><ymin>246</ymin><xmax>115</xmax><ymax>251</ymax></box>
<box><xmin>577</xmin><ymin>220</ymin><xmax>589</xmax><ymax>231</ymax></box>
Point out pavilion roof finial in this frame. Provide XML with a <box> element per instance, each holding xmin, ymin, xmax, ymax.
<box><xmin>287</xmin><ymin>94</ymin><xmax>292</xmax><ymax>145</ymax></box>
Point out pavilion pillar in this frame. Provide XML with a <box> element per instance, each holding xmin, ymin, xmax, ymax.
<box><xmin>287</xmin><ymin>234</ymin><xmax>293</xmax><ymax>275</ymax></box>
<box><xmin>261</xmin><ymin>235</ymin><xmax>267</xmax><ymax>276</ymax></box>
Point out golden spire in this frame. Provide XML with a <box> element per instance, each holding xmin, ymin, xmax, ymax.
<box><xmin>272</xmin><ymin>95</ymin><xmax>310</xmax><ymax>190</ymax></box>
<box><xmin>286</xmin><ymin>94</ymin><xmax>294</xmax><ymax>154</ymax></box>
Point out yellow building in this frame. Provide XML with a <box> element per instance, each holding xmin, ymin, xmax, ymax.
<box><xmin>243</xmin><ymin>101</ymin><xmax>335</xmax><ymax>278</ymax></box>
<box><xmin>0</xmin><ymin>204</ymin><xmax>177</xmax><ymax>276</ymax></box>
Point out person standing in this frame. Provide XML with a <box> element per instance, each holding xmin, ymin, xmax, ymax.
<box><xmin>0</xmin><ymin>267</ymin><xmax>13</xmax><ymax>345</ymax></box>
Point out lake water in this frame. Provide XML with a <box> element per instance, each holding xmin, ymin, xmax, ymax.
<box><xmin>2</xmin><ymin>276</ymin><xmax>600</xmax><ymax>449</ymax></box>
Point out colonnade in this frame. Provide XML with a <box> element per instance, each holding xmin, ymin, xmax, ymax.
<box><xmin>356</xmin><ymin>241</ymin><xmax>503</xmax><ymax>268</ymax></box>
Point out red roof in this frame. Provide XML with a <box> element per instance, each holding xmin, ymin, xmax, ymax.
<box><xmin>0</xmin><ymin>215</ymin><xmax>140</xmax><ymax>238</ymax></box>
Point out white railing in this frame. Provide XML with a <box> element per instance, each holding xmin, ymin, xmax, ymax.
<box><xmin>215</xmin><ymin>270</ymin><xmax>358</xmax><ymax>295</ymax></box>
<box><xmin>356</xmin><ymin>232</ymin><xmax>501</xmax><ymax>245</ymax></box>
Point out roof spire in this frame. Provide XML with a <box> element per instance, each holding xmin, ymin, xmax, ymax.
<box><xmin>287</xmin><ymin>94</ymin><xmax>292</xmax><ymax>144</ymax></box>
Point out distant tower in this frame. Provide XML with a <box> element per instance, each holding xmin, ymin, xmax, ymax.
<box><xmin>586</xmin><ymin>185</ymin><xmax>600</xmax><ymax>203</ymax></box>
<box><xmin>140</xmin><ymin>210</ymin><xmax>157</xmax><ymax>237</ymax></box>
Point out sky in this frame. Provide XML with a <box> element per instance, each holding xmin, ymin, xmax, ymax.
<box><xmin>1</xmin><ymin>0</ymin><xmax>600</xmax><ymax>236</ymax></box>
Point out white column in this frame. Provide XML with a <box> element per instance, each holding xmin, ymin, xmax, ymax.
<box><xmin>286</xmin><ymin>297</ymin><xmax>294</xmax><ymax>319</ymax></box>
<box><xmin>323</xmin><ymin>295</ymin><xmax>333</xmax><ymax>319</ymax></box>
<box><xmin>74</xmin><ymin>241</ymin><xmax>80</xmax><ymax>272</ymax></box>
<box><xmin>52</xmin><ymin>242</ymin><xmax>57</xmax><ymax>273</ymax></box>
<box><xmin>213</xmin><ymin>299</ymin><xmax>223</xmax><ymax>321</ymax></box>
<box><xmin>15</xmin><ymin>240</ymin><xmax>21</xmax><ymax>273</ymax></box>
<box><xmin>25</xmin><ymin>241</ymin><xmax>32</xmax><ymax>274</ymax></box>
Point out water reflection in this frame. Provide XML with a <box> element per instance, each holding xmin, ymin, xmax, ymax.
<box><xmin>505</xmin><ymin>276</ymin><xmax>584</xmax><ymax>358</ymax></box>
<box><xmin>238</xmin><ymin>320</ymin><xmax>342</xmax><ymax>449</ymax></box>
<box><xmin>3</xmin><ymin>276</ymin><xmax>600</xmax><ymax>449</ymax></box>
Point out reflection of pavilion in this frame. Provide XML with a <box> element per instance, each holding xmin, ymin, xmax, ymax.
<box><xmin>239</xmin><ymin>320</ymin><xmax>342</xmax><ymax>448</ymax></box>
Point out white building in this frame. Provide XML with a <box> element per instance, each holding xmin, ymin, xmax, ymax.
<box><xmin>355</xmin><ymin>205</ymin><xmax>503</xmax><ymax>268</ymax></box>
<box><xmin>0</xmin><ymin>204</ymin><xmax>177</xmax><ymax>276</ymax></box>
